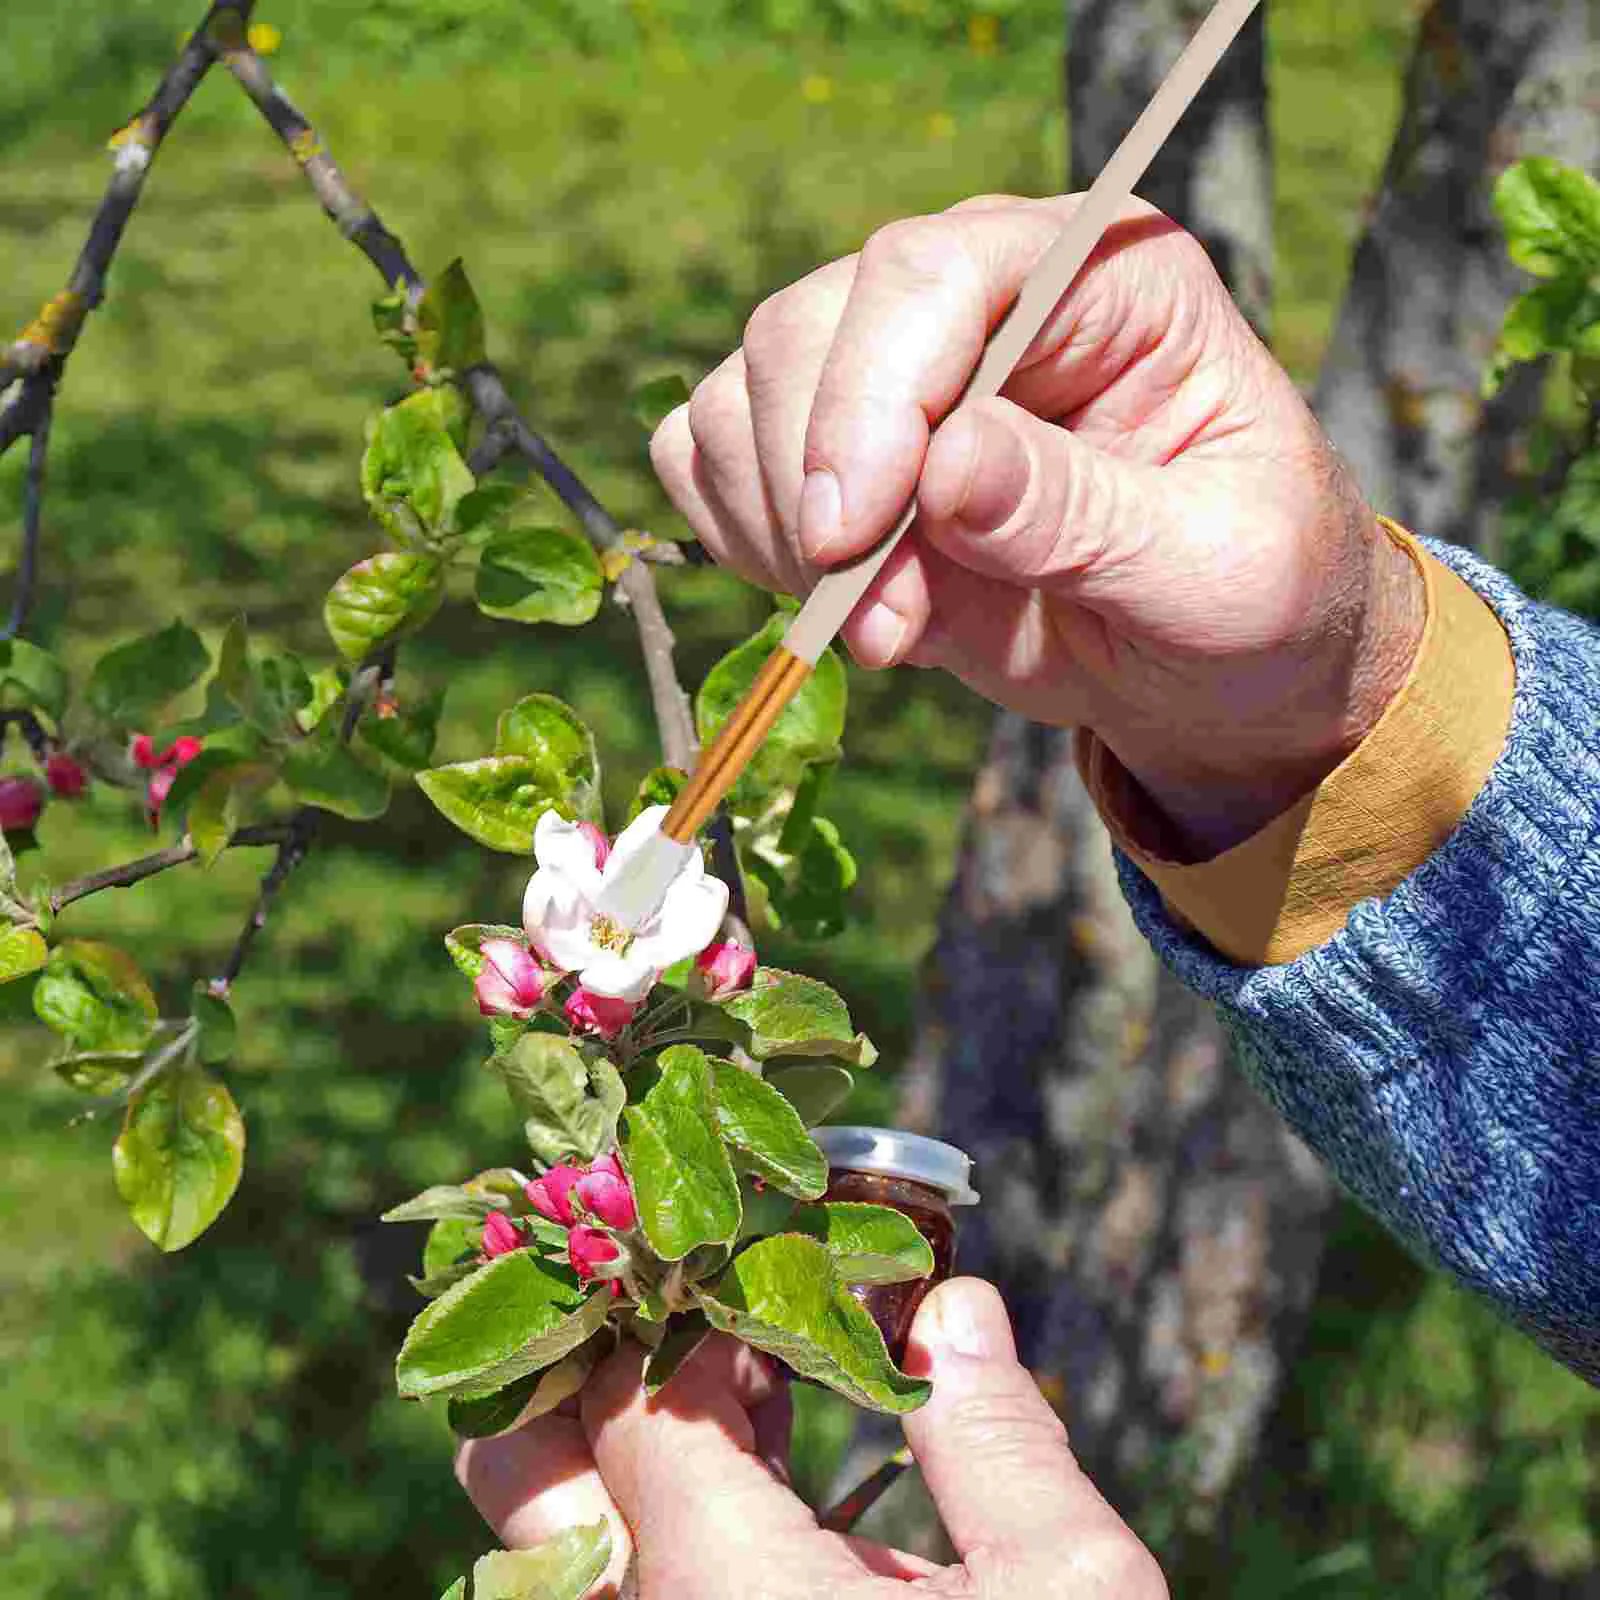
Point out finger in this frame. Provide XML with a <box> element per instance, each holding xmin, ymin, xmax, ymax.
<box><xmin>838</xmin><ymin>535</ymin><xmax>932</xmax><ymax>669</ymax></box>
<box><xmin>455</xmin><ymin>1414</ymin><xmax>633</xmax><ymax>1593</ymax></box>
<box><xmin>903</xmin><ymin>1279</ymin><xmax>1168</xmax><ymax>1594</ymax></box>
<box><xmin>797</xmin><ymin>196</ymin><xmax>1168</xmax><ymax>566</ymax></box>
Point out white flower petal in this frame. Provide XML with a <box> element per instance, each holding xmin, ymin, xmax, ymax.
<box><xmin>578</xmin><ymin>952</ymin><xmax>657</xmax><ymax>1003</ymax></box>
<box><xmin>523</xmin><ymin>871</ymin><xmax>599</xmax><ymax>973</ymax></box>
<box><xmin>533</xmin><ymin>810</ymin><xmax>604</xmax><ymax>900</ymax></box>
<box><xmin>630</xmin><ymin>871</ymin><xmax>729</xmax><ymax>970</ymax></box>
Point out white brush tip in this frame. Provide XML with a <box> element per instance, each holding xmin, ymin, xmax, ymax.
<box><xmin>592</xmin><ymin>827</ymin><xmax>694</xmax><ymax>926</ymax></box>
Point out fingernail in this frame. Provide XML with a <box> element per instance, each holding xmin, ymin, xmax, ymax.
<box><xmin>799</xmin><ymin>467</ymin><xmax>843</xmax><ymax>559</ymax></box>
<box><xmin>920</xmin><ymin>1281</ymin><xmax>1013</xmax><ymax>1362</ymax></box>
<box><xmin>956</xmin><ymin>413</ymin><xmax>1030</xmax><ymax>532</ymax></box>
<box><xmin>857</xmin><ymin>602</ymin><xmax>911</xmax><ymax>667</ymax></box>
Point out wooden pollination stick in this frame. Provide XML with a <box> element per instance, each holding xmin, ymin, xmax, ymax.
<box><xmin>663</xmin><ymin>0</ymin><xmax>1264</xmax><ymax>852</ymax></box>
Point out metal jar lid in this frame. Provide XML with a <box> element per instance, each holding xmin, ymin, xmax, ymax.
<box><xmin>812</xmin><ymin>1125</ymin><xmax>980</xmax><ymax>1207</ymax></box>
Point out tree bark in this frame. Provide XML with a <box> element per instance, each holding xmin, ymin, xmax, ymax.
<box><xmin>1314</xmin><ymin>0</ymin><xmax>1600</xmax><ymax>559</ymax></box>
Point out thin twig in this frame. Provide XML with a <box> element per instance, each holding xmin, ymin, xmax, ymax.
<box><xmin>49</xmin><ymin>823</ymin><xmax>292</xmax><ymax>914</ymax></box>
<box><xmin>7</xmin><ymin>380</ymin><xmax>55</xmax><ymax>641</ymax></box>
<box><xmin>215</xmin><ymin>812</ymin><xmax>319</xmax><ymax>990</ymax></box>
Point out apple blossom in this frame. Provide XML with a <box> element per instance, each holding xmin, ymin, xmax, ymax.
<box><xmin>0</xmin><ymin>776</ymin><xmax>43</xmax><ymax>831</ymax></box>
<box><xmin>522</xmin><ymin>805</ymin><xmax>728</xmax><ymax>1003</ymax></box>
<box><xmin>481</xmin><ymin>1211</ymin><xmax>521</xmax><ymax>1260</ymax></box>
<box><xmin>695</xmin><ymin>939</ymin><xmax>757</xmax><ymax>1001</ymax></box>
<box><xmin>577</xmin><ymin>820</ymin><xmax>610</xmax><ymax>869</ymax></box>
<box><xmin>573</xmin><ymin>1166</ymin><xmax>636</xmax><ymax>1231</ymax></box>
<box><xmin>564</xmin><ymin>986</ymin><xmax>638</xmax><ymax>1040</ymax></box>
<box><xmin>568</xmin><ymin>1224</ymin><xmax>621</xmax><ymax>1281</ymax></box>
<box><xmin>473</xmin><ymin>938</ymin><xmax>546</xmax><ymax>1018</ymax></box>
<box><xmin>45</xmin><ymin>753</ymin><xmax>88</xmax><ymax>799</ymax></box>
<box><xmin>525</xmin><ymin>1163</ymin><xmax>584</xmax><ymax>1225</ymax></box>
<box><xmin>145</xmin><ymin>764</ymin><xmax>178</xmax><ymax>829</ymax></box>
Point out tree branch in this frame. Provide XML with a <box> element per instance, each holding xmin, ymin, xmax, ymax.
<box><xmin>215</xmin><ymin>812</ymin><xmax>318</xmax><ymax>991</ymax></box>
<box><xmin>224</xmin><ymin>43</ymin><xmax>701</xmax><ymax>770</ymax></box>
<box><xmin>6</xmin><ymin>379</ymin><xmax>55</xmax><ymax>641</ymax></box>
<box><xmin>49</xmin><ymin>822</ymin><xmax>292</xmax><ymax>915</ymax></box>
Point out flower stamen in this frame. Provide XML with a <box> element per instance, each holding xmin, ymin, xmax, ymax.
<box><xmin>588</xmin><ymin>913</ymin><xmax>633</xmax><ymax>956</ymax></box>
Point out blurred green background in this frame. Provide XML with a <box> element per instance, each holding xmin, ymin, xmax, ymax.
<box><xmin>1</xmin><ymin>2</ymin><xmax>1595</xmax><ymax>1595</ymax></box>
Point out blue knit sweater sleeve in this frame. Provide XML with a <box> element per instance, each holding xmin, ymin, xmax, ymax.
<box><xmin>1116</xmin><ymin>541</ymin><xmax>1600</xmax><ymax>1385</ymax></box>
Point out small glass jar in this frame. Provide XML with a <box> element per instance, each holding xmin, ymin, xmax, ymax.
<box><xmin>811</xmin><ymin>1126</ymin><xmax>979</xmax><ymax>1365</ymax></box>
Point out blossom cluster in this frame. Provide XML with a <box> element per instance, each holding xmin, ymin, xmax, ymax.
<box><xmin>483</xmin><ymin>1154</ymin><xmax>638</xmax><ymax>1287</ymax></box>
<box><xmin>132</xmin><ymin>732</ymin><xmax>205</xmax><ymax>828</ymax></box>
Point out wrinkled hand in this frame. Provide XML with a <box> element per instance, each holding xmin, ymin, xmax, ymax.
<box><xmin>651</xmin><ymin>194</ymin><xmax>1424</xmax><ymax>853</ymax></box>
<box><xmin>457</xmin><ymin>1278</ymin><xmax>1167</xmax><ymax>1598</ymax></box>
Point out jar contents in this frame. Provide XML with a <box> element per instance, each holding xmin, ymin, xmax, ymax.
<box><xmin>822</xmin><ymin>1169</ymin><xmax>958</xmax><ymax>1364</ymax></box>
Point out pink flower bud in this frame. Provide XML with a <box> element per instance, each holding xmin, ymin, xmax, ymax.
<box><xmin>573</xmin><ymin>1169</ymin><xmax>636</xmax><ymax>1231</ymax></box>
<box><xmin>130</xmin><ymin>734</ymin><xmax>161</xmax><ymax>769</ymax></box>
<box><xmin>564</xmin><ymin>987</ymin><xmax>637</xmax><ymax>1040</ymax></box>
<box><xmin>481</xmin><ymin>1211</ymin><xmax>522</xmax><ymax>1259</ymax></box>
<box><xmin>145</xmin><ymin>764</ymin><xmax>177</xmax><ymax>829</ymax></box>
<box><xmin>45</xmin><ymin>753</ymin><xmax>88</xmax><ymax>799</ymax></box>
<box><xmin>577</xmin><ymin>821</ymin><xmax>611</xmax><ymax>870</ymax></box>
<box><xmin>568</xmin><ymin>1224</ymin><xmax>621</xmax><ymax>1281</ymax></box>
<box><xmin>474</xmin><ymin>938</ymin><xmax>546</xmax><ymax>1018</ymax></box>
<box><xmin>695</xmin><ymin>939</ymin><xmax>757</xmax><ymax>1000</ymax></box>
<box><xmin>525</xmin><ymin>1164</ymin><xmax>584</xmax><ymax>1225</ymax></box>
<box><xmin>170</xmin><ymin>735</ymin><xmax>204</xmax><ymax>767</ymax></box>
<box><xmin>591</xmin><ymin>1152</ymin><xmax>624</xmax><ymax>1183</ymax></box>
<box><xmin>0</xmin><ymin>776</ymin><xmax>43</xmax><ymax>832</ymax></box>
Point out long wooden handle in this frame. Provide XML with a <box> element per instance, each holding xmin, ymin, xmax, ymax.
<box><xmin>665</xmin><ymin>0</ymin><xmax>1262</xmax><ymax>843</ymax></box>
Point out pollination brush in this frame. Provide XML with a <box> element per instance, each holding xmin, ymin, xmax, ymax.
<box><xmin>596</xmin><ymin>0</ymin><xmax>1265</xmax><ymax>929</ymax></box>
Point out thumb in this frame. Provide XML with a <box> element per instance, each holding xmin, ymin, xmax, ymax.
<box><xmin>903</xmin><ymin>1279</ymin><xmax>1167</xmax><ymax>1594</ymax></box>
<box><xmin>917</xmin><ymin>396</ymin><xmax>1173</xmax><ymax>602</ymax></box>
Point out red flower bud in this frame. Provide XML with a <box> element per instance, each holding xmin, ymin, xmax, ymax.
<box><xmin>525</xmin><ymin>1164</ymin><xmax>584</xmax><ymax>1226</ymax></box>
<box><xmin>591</xmin><ymin>1152</ymin><xmax>624</xmax><ymax>1183</ymax></box>
<box><xmin>130</xmin><ymin>734</ymin><xmax>161</xmax><ymax>769</ymax></box>
<box><xmin>473</xmin><ymin>938</ymin><xmax>546</xmax><ymax>1018</ymax></box>
<box><xmin>573</xmin><ymin>1168</ymin><xmax>636</xmax><ymax>1231</ymax></box>
<box><xmin>481</xmin><ymin>1211</ymin><xmax>522</xmax><ymax>1260</ymax></box>
<box><xmin>0</xmin><ymin>776</ymin><xmax>43</xmax><ymax>832</ymax></box>
<box><xmin>563</xmin><ymin>987</ymin><xmax>637</xmax><ymax>1041</ymax></box>
<box><xmin>577</xmin><ymin>821</ymin><xmax>611</xmax><ymax>871</ymax></box>
<box><xmin>45</xmin><ymin>753</ymin><xmax>88</xmax><ymax>799</ymax></box>
<box><xmin>695</xmin><ymin>939</ymin><xmax>757</xmax><ymax>1001</ymax></box>
<box><xmin>170</xmin><ymin>735</ymin><xmax>204</xmax><ymax>767</ymax></box>
<box><xmin>145</xmin><ymin>764</ymin><xmax>178</xmax><ymax>829</ymax></box>
<box><xmin>568</xmin><ymin>1224</ymin><xmax>621</xmax><ymax>1281</ymax></box>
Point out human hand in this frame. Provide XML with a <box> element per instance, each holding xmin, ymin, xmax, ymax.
<box><xmin>457</xmin><ymin>1277</ymin><xmax>1168</xmax><ymax>1598</ymax></box>
<box><xmin>651</xmin><ymin>195</ymin><xmax>1425</xmax><ymax>853</ymax></box>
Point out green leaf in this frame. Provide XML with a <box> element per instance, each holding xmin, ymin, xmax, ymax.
<box><xmin>281</xmin><ymin>724</ymin><xmax>391</xmax><ymax>820</ymax></box>
<box><xmin>0</xmin><ymin>922</ymin><xmax>47</xmax><ymax>983</ymax></box>
<box><xmin>642</xmin><ymin>1310</ymin><xmax>712</xmax><ymax>1397</ymax></box>
<box><xmin>214</xmin><ymin>619</ymin><xmax>314</xmax><ymax>734</ymax></box>
<box><xmin>763</xmin><ymin>1061</ymin><xmax>854</xmax><ymax>1127</ymax></box>
<box><xmin>86</xmin><ymin>622</ymin><xmax>210</xmax><ymax>726</ymax></box>
<box><xmin>493</xmin><ymin>693</ymin><xmax>601</xmax><ymax>821</ymax></box>
<box><xmin>416</xmin><ymin>755</ymin><xmax>568</xmax><ymax>853</ymax></box>
<box><xmin>324</xmin><ymin>552</ymin><xmax>445</xmax><ymax>663</ymax></box>
<box><xmin>452</xmin><ymin>482</ymin><xmax>526</xmax><ymax>548</ymax></box>
<box><xmin>383</xmin><ymin>1185</ymin><xmax>497</xmax><ymax>1224</ymax></box>
<box><xmin>188</xmin><ymin>763</ymin><xmax>272</xmax><ymax>864</ymax></box>
<box><xmin>357</xmin><ymin>688</ymin><xmax>444</xmax><ymax>773</ymax></box>
<box><xmin>1494</xmin><ymin>158</ymin><xmax>1600</xmax><ymax>279</ymax></box>
<box><xmin>475</xmin><ymin>525</ymin><xmax>604</xmax><ymax>626</ymax></box>
<box><xmin>696</xmin><ymin>614</ymin><xmax>847</xmax><ymax>800</ymax></box>
<box><xmin>395</xmin><ymin>1250</ymin><xmax>608</xmax><ymax>1400</ymax></box>
<box><xmin>697</xmin><ymin>1234</ymin><xmax>929</xmax><ymax>1414</ymax></box>
<box><xmin>0</xmin><ymin>638</ymin><xmax>68</xmax><ymax>722</ymax></box>
<box><xmin>1487</xmin><ymin>277</ymin><xmax>1600</xmax><ymax>394</ymax></box>
<box><xmin>189</xmin><ymin>984</ymin><xmax>236</xmax><ymax>1066</ymax></box>
<box><xmin>361</xmin><ymin>388</ymin><xmax>476</xmax><ymax>544</ymax></box>
<box><xmin>490</xmin><ymin>1034</ymin><xmax>624</xmax><ymax>1167</ymax></box>
<box><xmin>626</xmin><ymin>765</ymin><xmax>687</xmax><ymax>823</ymax></box>
<box><xmin>751</xmin><ymin>814</ymin><xmax>857</xmax><ymax>940</ymax></box>
<box><xmin>630</xmin><ymin>373</ymin><xmax>691</xmax><ymax>433</ymax></box>
<box><xmin>424</xmin><ymin>1215</ymin><xmax>481</xmax><ymax>1277</ymax></box>
<box><xmin>113</xmin><ymin>1063</ymin><xmax>246</xmax><ymax>1252</ymax></box>
<box><xmin>790</xmin><ymin>1202</ymin><xmax>935</xmax><ymax>1286</ymax></box>
<box><xmin>416</xmin><ymin>258</ymin><xmax>488</xmax><ymax>374</ymax></box>
<box><xmin>469</xmin><ymin>1526</ymin><xmax>611</xmax><ymax>1600</ymax></box>
<box><xmin>448</xmin><ymin>1338</ymin><xmax>603</xmax><ymax>1439</ymax></box>
<box><xmin>621</xmin><ymin>1045</ymin><xmax>741</xmax><ymax>1261</ymax></box>
<box><xmin>720</xmin><ymin>968</ymin><xmax>876</xmax><ymax>1066</ymax></box>
<box><xmin>296</xmin><ymin>666</ymin><xmax>347</xmax><ymax>733</ymax></box>
<box><xmin>444</xmin><ymin>923</ymin><xmax>528</xmax><ymax>980</ymax></box>
<box><xmin>34</xmin><ymin>940</ymin><xmax>158</xmax><ymax>1053</ymax></box>
<box><xmin>710</xmin><ymin>1059</ymin><xmax>828</xmax><ymax>1199</ymax></box>
<box><xmin>372</xmin><ymin>286</ymin><xmax>417</xmax><ymax>365</ymax></box>
<box><xmin>54</xmin><ymin>1050</ymin><xmax>140</xmax><ymax>1094</ymax></box>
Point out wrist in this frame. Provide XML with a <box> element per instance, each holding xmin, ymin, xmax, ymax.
<box><xmin>1107</xmin><ymin>511</ymin><xmax>1427</xmax><ymax>860</ymax></box>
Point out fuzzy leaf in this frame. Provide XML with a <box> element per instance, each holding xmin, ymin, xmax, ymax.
<box><xmin>490</xmin><ymin>1033</ymin><xmax>624</xmax><ymax>1167</ymax></box>
<box><xmin>281</xmin><ymin>725</ymin><xmax>391</xmax><ymax>820</ymax></box>
<box><xmin>492</xmin><ymin>694</ymin><xmax>601</xmax><ymax>820</ymax></box>
<box><xmin>383</xmin><ymin>1185</ymin><xmax>498</xmax><ymax>1224</ymax></box>
<box><xmin>475</xmin><ymin>525</ymin><xmax>604</xmax><ymax>626</ymax></box>
<box><xmin>0</xmin><ymin>922</ymin><xmax>47</xmax><ymax>984</ymax></box>
<box><xmin>113</xmin><ymin>1063</ymin><xmax>246</xmax><ymax>1252</ymax></box>
<box><xmin>423</xmin><ymin>1216</ymin><xmax>481</xmax><ymax>1279</ymax></box>
<box><xmin>763</xmin><ymin>1061</ymin><xmax>854</xmax><ymax>1127</ymax></box>
<box><xmin>361</xmin><ymin>388</ymin><xmax>476</xmax><ymax>544</ymax></box>
<box><xmin>710</xmin><ymin>1059</ymin><xmax>827</xmax><ymax>1198</ymax></box>
<box><xmin>87</xmin><ymin>622</ymin><xmax>210</xmax><ymax>726</ymax></box>
<box><xmin>791</xmin><ymin>1202</ymin><xmax>935</xmax><ymax>1286</ymax></box>
<box><xmin>395</xmin><ymin>1250</ymin><xmax>606</xmax><ymax>1400</ymax></box>
<box><xmin>720</xmin><ymin>967</ymin><xmax>876</xmax><ymax>1066</ymax></box>
<box><xmin>622</xmin><ymin>1045</ymin><xmax>741</xmax><ymax>1261</ymax></box>
<box><xmin>697</xmin><ymin>1233</ymin><xmax>929</xmax><ymax>1413</ymax></box>
<box><xmin>468</xmin><ymin>1526</ymin><xmax>611</xmax><ymax>1600</ymax></box>
<box><xmin>324</xmin><ymin>552</ymin><xmax>445</xmax><ymax>663</ymax></box>
<box><xmin>448</xmin><ymin>1338</ymin><xmax>603</xmax><ymax>1439</ymax></box>
<box><xmin>417</xmin><ymin>755</ymin><xmax>573</xmax><ymax>853</ymax></box>
<box><xmin>34</xmin><ymin>940</ymin><xmax>158</xmax><ymax>1054</ymax></box>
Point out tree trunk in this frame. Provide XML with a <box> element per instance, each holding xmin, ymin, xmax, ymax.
<box><xmin>1314</xmin><ymin>0</ymin><xmax>1600</xmax><ymax>559</ymax></box>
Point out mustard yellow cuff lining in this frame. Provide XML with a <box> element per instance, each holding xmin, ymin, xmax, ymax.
<box><xmin>1078</xmin><ymin>523</ymin><xmax>1516</xmax><ymax>966</ymax></box>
